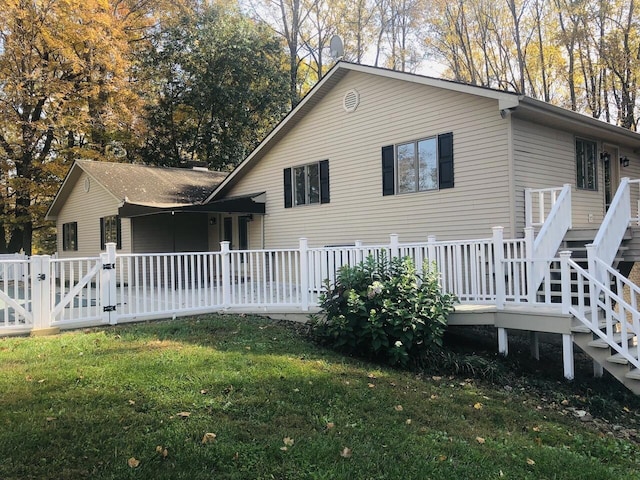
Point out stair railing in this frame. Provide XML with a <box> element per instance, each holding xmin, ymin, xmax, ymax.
<box><xmin>561</xmin><ymin>250</ymin><xmax>640</xmax><ymax>371</ymax></box>
<box><xmin>526</xmin><ymin>184</ymin><xmax>572</xmax><ymax>292</ymax></box>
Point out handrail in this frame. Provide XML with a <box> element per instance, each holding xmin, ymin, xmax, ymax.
<box><xmin>565</xmin><ymin>255</ymin><xmax>640</xmax><ymax>371</ymax></box>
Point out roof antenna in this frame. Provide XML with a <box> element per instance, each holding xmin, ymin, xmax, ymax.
<box><xmin>329</xmin><ymin>35</ymin><xmax>344</xmax><ymax>61</ymax></box>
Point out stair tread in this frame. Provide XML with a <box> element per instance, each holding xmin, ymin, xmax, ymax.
<box><xmin>608</xmin><ymin>352</ymin><xmax>639</xmax><ymax>365</ymax></box>
<box><xmin>625</xmin><ymin>369</ymin><xmax>640</xmax><ymax>380</ymax></box>
<box><xmin>588</xmin><ymin>333</ymin><xmax>635</xmax><ymax>348</ymax></box>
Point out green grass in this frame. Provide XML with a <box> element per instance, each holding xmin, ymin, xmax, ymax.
<box><xmin>1</xmin><ymin>315</ymin><xmax>640</xmax><ymax>479</ymax></box>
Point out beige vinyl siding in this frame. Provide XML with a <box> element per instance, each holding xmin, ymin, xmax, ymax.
<box><xmin>225</xmin><ymin>71</ymin><xmax>512</xmax><ymax>248</ymax></box>
<box><xmin>56</xmin><ymin>172</ymin><xmax>131</xmax><ymax>258</ymax></box>
<box><xmin>512</xmin><ymin>117</ymin><xmax>605</xmax><ymax>232</ymax></box>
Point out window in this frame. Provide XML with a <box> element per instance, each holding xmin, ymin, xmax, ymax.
<box><xmin>62</xmin><ymin>222</ymin><xmax>77</xmax><ymax>251</ymax></box>
<box><xmin>284</xmin><ymin>160</ymin><xmax>330</xmax><ymax>208</ymax></box>
<box><xmin>382</xmin><ymin>132</ymin><xmax>454</xmax><ymax>195</ymax></box>
<box><xmin>576</xmin><ymin>138</ymin><xmax>597</xmax><ymax>190</ymax></box>
<box><xmin>100</xmin><ymin>215</ymin><xmax>121</xmax><ymax>250</ymax></box>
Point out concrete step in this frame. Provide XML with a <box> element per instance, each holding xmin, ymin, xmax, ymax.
<box><xmin>625</xmin><ymin>368</ymin><xmax>640</xmax><ymax>381</ymax></box>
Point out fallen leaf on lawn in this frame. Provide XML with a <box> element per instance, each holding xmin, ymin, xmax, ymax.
<box><xmin>127</xmin><ymin>457</ymin><xmax>140</xmax><ymax>468</ymax></box>
<box><xmin>340</xmin><ymin>447</ymin><xmax>352</xmax><ymax>458</ymax></box>
<box><xmin>128</xmin><ymin>400</ymin><xmax>135</xmax><ymax>405</ymax></box>
<box><xmin>438</xmin><ymin>455</ymin><xmax>447</xmax><ymax>462</ymax></box>
<box><xmin>200</xmin><ymin>389</ymin><xmax>208</xmax><ymax>395</ymax></box>
<box><xmin>46</xmin><ymin>417</ymin><xmax>56</xmax><ymax>422</ymax></box>
<box><xmin>532</xmin><ymin>426</ymin><xmax>541</xmax><ymax>432</ymax></box>
<box><xmin>368</xmin><ymin>383</ymin><xmax>375</xmax><ymax>388</ymax></box>
<box><xmin>475</xmin><ymin>437</ymin><xmax>485</xmax><ymax>444</ymax></box>
<box><xmin>156</xmin><ymin>445</ymin><xmax>168</xmax><ymax>458</ymax></box>
<box><xmin>280</xmin><ymin>446</ymin><xmax>288</xmax><ymax>451</ymax></box>
<box><xmin>283</xmin><ymin>437</ymin><xmax>294</xmax><ymax>446</ymax></box>
<box><xmin>176</xmin><ymin>411</ymin><xmax>191</xmax><ymax>418</ymax></box>
<box><xmin>474</xmin><ymin>402</ymin><xmax>483</xmax><ymax>410</ymax></box>
<box><xmin>394</xmin><ymin>405</ymin><xmax>403</xmax><ymax>412</ymax></box>
<box><xmin>326</xmin><ymin>422</ymin><xmax>335</xmax><ymax>430</ymax></box>
<box><xmin>368</xmin><ymin>373</ymin><xmax>377</xmax><ymax>379</ymax></box>
<box><xmin>499</xmin><ymin>470</ymin><xmax>504</xmax><ymax>477</ymax></box>
<box><xmin>623</xmin><ymin>406</ymin><xmax>631</xmax><ymax>413</ymax></box>
<box><xmin>526</xmin><ymin>458</ymin><xmax>535</xmax><ymax>466</ymax></box>
<box><xmin>432</xmin><ymin>376</ymin><xmax>442</xmax><ymax>381</ymax></box>
<box><xmin>202</xmin><ymin>433</ymin><xmax>217</xmax><ymax>444</ymax></box>
<box><xmin>38</xmin><ymin>379</ymin><xmax>45</xmax><ymax>383</ymax></box>
<box><xmin>430</xmin><ymin>394</ymin><xmax>438</xmax><ymax>400</ymax></box>
<box><xmin>405</xmin><ymin>418</ymin><xmax>412</xmax><ymax>425</ymax></box>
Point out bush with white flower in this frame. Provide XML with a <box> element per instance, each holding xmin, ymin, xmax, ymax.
<box><xmin>311</xmin><ymin>254</ymin><xmax>456</xmax><ymax>368</ymax></box>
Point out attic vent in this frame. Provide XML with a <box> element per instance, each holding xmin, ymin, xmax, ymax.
<box><xmin>343</xmin><ymin>89</ymin><xmax>360</xmax><ymax>113</ymax></box>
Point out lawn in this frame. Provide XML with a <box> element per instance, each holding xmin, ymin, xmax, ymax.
<box><xmin>1</xmin><ymin>315</ymin><xmax>640</xmax><ymax>479</ymax></box>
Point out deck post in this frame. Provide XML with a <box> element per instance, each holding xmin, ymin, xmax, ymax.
<box><xmin>497</xmin><ymin>327</ymin><xmax>508</xmax><ymax>356</ymax></box>
<box><xmin>593</xmin><ymin>361</ymin><xmax>604</xmax><ymax>378</ymax></box>
<box><xmin>524</xmin><ymin>188</ymin><xmax>533</xmax><ymax>228</ymax></box>
<box><xmin>299</xmin><ymin>238</ymin><xmax>309</xmax><ymax>311</ymax></box>
<box><xmin>426</xmin><ymin>235</ymin><xmax>436</xmax><ymax>273</ymax></box>
<box><xmin>562</xmin><ymin>333</ymin><xmax>575</xmax><ymax>380</ymax></box>
<box><xmin>492</xmin><ymin>227</ymin><xmax>505</xmax><ymax>309</ymax></box>
<box><xmin>529</xmin><ymin>332</ymin><xmax>540</xmax><ymax>360</ymax></box>
<box><xmin>524</xmin><ymin>227</ymin><xmax>535</xmax><ymax>303</ymax></box>
<box><xmin>221</xmin><ymin>241</ymin><xmax>231</xmax><ymax>308</ymax></box>
<box><xmin>559</xmin><ymin>251</ymin><xmax>572</xmax><ymax>315</ymax></box>
<box><xmin>389</xmin><ymin>234</ymin><xmax>399</xmax><ymax>259</ymax></box>
<box><xmin>100</xmin><ymin>243</ymin><xmax>118</xmax><ymax>325</ymax></box>
<box><xmin>355</xmin><ymin>241</ymin><xmax>363</xmax><ymax>264</ymax></box>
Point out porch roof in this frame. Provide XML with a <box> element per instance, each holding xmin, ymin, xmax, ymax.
<box><xmin>118</xmin><ymin>192</ymin><xmax>266</xmax><ymax>218</ymax></box>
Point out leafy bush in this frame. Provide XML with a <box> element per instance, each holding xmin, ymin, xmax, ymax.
<box><xmin>311</xmin><ymin>255</ymin><xmax>456</xmax><ymax>368</ymax></box>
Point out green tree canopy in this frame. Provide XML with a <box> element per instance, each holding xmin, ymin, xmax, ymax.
<box><xmin>138</xmin><ymin>5</ymin><xmax>290</xmax><ymax>170</ymax></box>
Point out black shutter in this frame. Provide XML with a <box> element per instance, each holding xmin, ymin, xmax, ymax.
<box><xmin>319</xmin><ymin>160</ymin><xmax>330</xmax><ymax>204</ymax></box>
<box><xmin>284</xmin><ymin>168</ymin><xmax>292</xmax><ymax>208</ymax></box>
<box><xmin>382</xmin><ymin>145</ymin><xmax>395</xmax><ymax>196</ymax></box>
<box><xmin>438</xmin><ymin>132</ymin><xmax>454</xmax><ymax>189</ymax></box>
<box><xmin>116</xmin><ymin>216</ymin><xmax>122</xmax><ymax>250</ymax></box>
<box><xmin>100</xmin><ymin>217</ymin><xmax>105</xmax><ymax>250</ymax></box>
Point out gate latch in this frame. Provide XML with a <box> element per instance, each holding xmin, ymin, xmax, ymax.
<box><xmin>102</xmin><ymin>263</ymin><xmax>115</xmax><ymax>270</ymax></box>
<box><xmin>103</xmin><ymin>305</ymin><xmax>116</xmax><ymax>312</ymax></box>
<box><xmin>37</xmin><ymin>273</ymin><xmax>46</xmax><ymax>281</ymax></box>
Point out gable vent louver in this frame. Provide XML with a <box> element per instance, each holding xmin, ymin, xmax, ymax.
<box><xmin>343</xmin><ymin>89</ymin><xmax>360</xmax><ymax>113</ymax></box>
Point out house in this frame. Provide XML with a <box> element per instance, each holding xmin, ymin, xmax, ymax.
<box><xmin>205</xmin><ymin>61</ymin><xmax>640</xmax><ymax>250</ymax></box>
<box><xmin>45</xmin><ymin>160</ymin><xmax>231</xmax><ymax>257</ymax></box>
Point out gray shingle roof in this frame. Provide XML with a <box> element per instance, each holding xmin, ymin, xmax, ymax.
<box><xmin>76</xmin><ymin>160</ymin><xmax>227</xmax><ymax>206</ymax></box>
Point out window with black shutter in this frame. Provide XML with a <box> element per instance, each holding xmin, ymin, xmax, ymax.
<box><xmin>284</xmin><ymin>160</ymin><xmax>330</xmax><ymax>207</ymax></box>
<box><xmin>382</xmin><ymin>132</ymin><xmax>454</xmax><ymax>195</ymax></box>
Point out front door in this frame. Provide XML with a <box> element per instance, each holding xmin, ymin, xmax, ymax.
<box><xmin>603</xmin><ymin>144</ymin><xmax>620</xmax><ymax>210</ymax></box>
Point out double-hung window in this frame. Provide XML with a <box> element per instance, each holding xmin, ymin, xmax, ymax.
<box><xmin>576</xmin><ymin>138</ymin><xmax>597</xmax><ymax>190</ymax></box>
<box><xmin>62</xmin><ymin>222</ymin><xmax>78</xmax><ymax>251</ymax></box>
<box><xmin>382</xmin><ymin>132</ymin><xmax>454</xmax><ymax>195</ymax></box>
<box><xmin>283</xmin><ymin>160</ymin><xmax>330</xmax><ymax>208</ymax></box>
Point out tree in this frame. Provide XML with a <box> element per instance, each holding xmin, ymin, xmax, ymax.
<box><xmin>138</xmin><ymin>5</ymin><xmax>290</xmax><ymax>169</ymax></box>
<box><xmin>0</xmin><ymin>0</ymin><xmax>146</xmax><ymax>254</ymax></box>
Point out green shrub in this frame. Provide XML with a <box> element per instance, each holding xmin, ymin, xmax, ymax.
<box><xmin>311</xmin><ymin>255</ymin><xmax>457</xmax><ymax>368</ymax></box>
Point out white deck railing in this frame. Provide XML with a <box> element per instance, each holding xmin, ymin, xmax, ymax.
<box><xmin>525</xmin><ymin>185</ymin><xmax>568</xmax><ymax>228</ymax></box>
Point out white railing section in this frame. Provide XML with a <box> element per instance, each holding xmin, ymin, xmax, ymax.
<box><xmin>528</xmin><ymin>184</ymin><xmax>572</xmax><ymax>291</ymax></box>
<box><xmin>525</xmin><ymin>185</ymin><xmax>568</xmax><ymax>228</ymax></box>
<box><xmin>590</xmin><ymin>177</ymin><xmax>636</xmax><ymax>276</ymax></box>
<box><xmin>0</xmin><ymin>258</ymin><xmax>32</xmax><ymax>330</ymax></box>
<box><xmin>562</xmin><ymin>251</ymin><xmax>640</xmax><ymax>371</ymax></box>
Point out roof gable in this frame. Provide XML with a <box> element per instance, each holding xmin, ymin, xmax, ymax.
<box><xmin>46</xmin><ymin>160</ymin><xmax>228</xmax><ymax>220</ymax></box>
